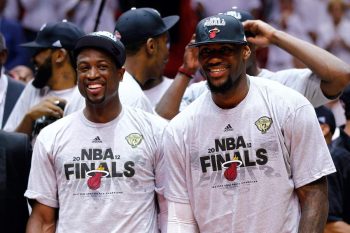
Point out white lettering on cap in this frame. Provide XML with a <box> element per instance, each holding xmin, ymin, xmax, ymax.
<box><xmin>225</xmin><ymin>11</ymin><xmax>242</xmax><ymax>20</ymax></box>
<box><xmin>203</xmin><ymin>17</ymin><xmax>226</xmax><ymax>27</ymax></box>
<box><xmin>91</xmin><ymin>31</ymin><xmax>117</xmax><ymax>42</ymax></box>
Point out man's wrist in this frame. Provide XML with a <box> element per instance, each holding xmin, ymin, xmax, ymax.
<box><xmin>178</xmin><ymin>66</ymin><xmax>195</xmax><ymax>79</ymax></box>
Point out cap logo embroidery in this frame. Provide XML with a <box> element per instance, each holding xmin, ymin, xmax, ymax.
<box><xmin>91</xmin><ymin>31</ymin><xmax>117</xmax><ymax>42</ymax></box>
<box><xmin>203</xmin><ymin>17</ymin><xmax>226</xmax><ymax>27</ymax></box>
<box><xmin>209</xmin><ymin>27</ymin><xmax>220</xmax><ymax>39</ymax></box>
<box><xmin>225</xmin><ymin>10</ymin><xmax>242</xmax><ymax>20</ymax></box>
<box><xmin>52</xmin><ymin>40</ymin><xmax>62</xmax><ymax>47</ymax></box>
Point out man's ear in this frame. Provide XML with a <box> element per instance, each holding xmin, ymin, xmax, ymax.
<box><xmin>53</xmin><ymin>48</ymin><xmax>68</xmax><ymax>63</ymax></box>
<box><xmin>145</xmin><ymin>38</ymin><xmax>157</xmax><ymax>55</ymax></box>
<box><xmin>243</xmin><ymin>45</ymin><xmax>251</xmax><ymax>60</ymax></box>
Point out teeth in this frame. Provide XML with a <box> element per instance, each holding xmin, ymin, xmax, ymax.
<box><xmin>210</xmin><ymin>68</ymin><xmax>226</xmax><ymax>72</ymax></box>
<box><xmin>88</xmin><ymin>84</ymin><xmax>102</xmax><ymax>89</ymax></box>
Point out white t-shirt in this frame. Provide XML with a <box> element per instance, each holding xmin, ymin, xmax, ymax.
<box><xmin>3</xmin><ymin>80</ymin><xmax>80</xmax><ymax>132</ymax></box>
<box><xmin>25</xmin><ymin>106</ymin><xmax>166</xmax><ymax>233</ymax></box>
<box><xmin>144</xmin><ymin>76</ymin><xmax>173</xmax><ymax>108</ymax></box>
<box><xmin>180</xmin><ymin>68</ymin><xmax>330</xmax><ymax>111</ymax></box>
<box><xmin>119</xmin><ymin>71</ymin><xmax>154</xmax><ymax>113</ymax></box>
<box><xmin>164</xmin><ymin>76</ymin><xmax>335</xmax><ymax>233</ymax></box>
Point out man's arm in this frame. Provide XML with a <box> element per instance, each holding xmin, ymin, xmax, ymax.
<box><xmin>296</xmin><ymin>176</ymin><xmax>329</xmax><ymax>233</ymax></box>
<box><xmin>155</xmin><ymin>36</ymin><xmax>199</xmax><ymax>120</ymax></box>
<box><xmin>244</xmin><ymin>20</ymin><xmax>350</xmax><ymax>97</ymax></box>
<box><xmin>26</xmin><ymin>200</ymin><xmax>57</xmax><ymax>233</ymax></box>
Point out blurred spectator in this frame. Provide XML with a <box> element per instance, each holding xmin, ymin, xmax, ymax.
<box><xmin>191</xmin><ymin>0</ymin><xmax>261</xmax><ymax>19</ymax></box>
<box><xmin>0</xmin><ymin>130</ymin><xmax>32</xmax><ymax>233</ymax></box>
<box><xmin>0</xmin><ymin>33</ymin><xmax>25</xmax><ymax>128</ymax></box>
<box><xmin>0</xmin><ymin>0</ymin><xmax>30</xmax><ymax>70</ymax></box>
<box><xmin>64</xmin><ymin>0</ymin><xmax>119</xmax><ymax>33</ymax></box>
<box><xmin>4</xmin><ymin>0</ymin><xmax>66</xmax><ymax>42</ymax></box>
<box><xmin>8</xmin><ymin>65</ymin><xmax>33</xmax><ymax>84</ymax></box>
<box><xmin>318</xmin><ymin>0</ymin><xmax>350</xmax><ymax>64</ymax></box>
<box><xmin>266</xmin><ymin>0</ymin><xmax>311</xmax><ymax>71</ymax></box>
<box><xmin>325</xmin><ymin>86</ymin><xmax>350</xmax><ymax>232</ymax></box>
<box><xmin>315</xmin><ymin>105</ymin><xmax>337</xmax><ymax>145</ymax></box>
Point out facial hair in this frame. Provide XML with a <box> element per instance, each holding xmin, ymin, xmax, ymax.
<box><xmin>32</xmin><ymin>57</ymin><xmax>52</xmax><ymax>88</ymax></box>
<box><xmin>206</xmin><ymin>74</ymin><xmax>235</xmax><ymax>94</ymax></box>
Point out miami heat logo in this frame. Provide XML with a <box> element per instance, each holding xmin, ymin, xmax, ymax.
<box><xmin>209</xmin><ymin>27</ymin><xmax>220</xmax><ymax>39</ymax></box>
<box><xmin>222</xmin><ymin>156</ymin><xmax>242</xmax><ymax>181</ymax></box>
<box><xmin>86</xmin><ymin>165</ymin><xmax>109</xmax><ymax>190</ymax></box>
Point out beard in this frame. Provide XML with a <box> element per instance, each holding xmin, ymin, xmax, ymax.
<box><xmin>32</xmin><ymin>57</ymin><xmax>52</xmax><ymax>88</ymax></box>
<box><xmin>206</xmin><ymin>75</ymin><xmax>235</xmax><ymax>94</ymax></box>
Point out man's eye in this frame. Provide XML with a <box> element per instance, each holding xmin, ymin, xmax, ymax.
<box><xmin>78</xmin><ymin>66</ymin><xmax>89</xmax><ymax>72</ymax></box>
<box><xmin>200</xmin><ymin>48</ymin><xmax>212</xmax><ymax>57</ymax></box>
<box><xmin>220</xmin><ymin>47</ymin><xmax>234</xmax><ymax>55</ymax></box>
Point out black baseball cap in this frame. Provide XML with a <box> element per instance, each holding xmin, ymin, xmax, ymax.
<box><xmin>74</xmin><ymin>31</ymin><xmax>126</xmax><ymax>68</ymax></box>
<box><xmin>21</xmin><ymin>20</ymin><xmax>85</xmax><ymax>52</ymax></box>
<box><xmin>222</xmin><ymin>8</ymin><xmax>255</xmax><ymax>22</ymax></box>
<box><xmin>190</xmin><ymin>14</ymin><xmax>247</xmax><ymax>47</ymax></box>
<box><xmin>315</xmin><ymin>106</ymin><xmax>336</xmax><ymax>134</ymax></box>
<box><xmin>114</xmin><ymin>7</ymin><xmax>179</xmax><ymax>45</ymax></box>
<box><xmin>222</xmin><ymin>8</ymin><xmax>255</xmax><ymax>38</ymax></box>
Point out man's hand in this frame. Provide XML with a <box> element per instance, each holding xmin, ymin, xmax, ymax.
<box><xmin>27</xmin><ymin>97</ymin><xmax>67</xmax><ymax>122</ymax></box>
<box><xmin>184</xmin><ymin>34</ymin><xmax>199</xmax><ymax>74</ymax></box>
<box><xmin>243</xmin><ymin>20</ymin><xmax>278</xmax><ymax>48</ymax></box>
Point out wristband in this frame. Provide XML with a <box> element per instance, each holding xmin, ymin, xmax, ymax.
<box><xmin>178</xmin><ymin>66</ymin><xmax>194</xmax><ymax>79</ymax></box>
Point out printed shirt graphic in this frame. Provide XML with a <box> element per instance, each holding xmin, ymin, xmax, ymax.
<box><xmin>25</xmin><ymin>106</ymin><xmax>166</xmax><ymax>233</ymax></box>
<box><xmin>164</xmin><ymin>77</ymin><xmax>335</xmax><ymax>233</ymax></box>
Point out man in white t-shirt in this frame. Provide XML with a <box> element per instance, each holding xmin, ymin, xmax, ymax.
<box><xmin>164</xmin><ymin>14</ymin><xmax>336</xmax><ymax>233</ymax></box>
<box><xmin>156</xmin><ymin>9</ymin><xmax>350</xmax><ymax>119</ymax></box>
<box><xmin>25</xmin><ymin>31</ymin><xmax>167</xmax><ymax>233</ymax></box>
<box><xmin>3</xmin><ymin>20</ymin><xmax>85</xmax><ymax>140</ymax></box>
<box><xmin>114</xmin><ymin>8</ymin><xmax>179</xmax><ymax>110</ymax></box>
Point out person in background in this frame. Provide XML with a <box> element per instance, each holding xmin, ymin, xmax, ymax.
<box><xmin>0</xmin><ymin>33</ymin><xmax>25</xmax><ymax>128</ymax></box>
<box><xmin>3</xmin><ymin>20</ymin><xmax>85</xmax><ymax>140</ymax></box>
<box><xmin>114</xmin><ymin>7</ymin><xmax>179</xmax><ymax>111</ymax></box>
<box><xmin>0</xmin><ymin>130</ymin><xmax>32</xmax><ymax>233</ymax></box>
<box><xmin>325</xmin><ymin>86</ymin><xmax>350</xmax><ymax>232</ymax></box>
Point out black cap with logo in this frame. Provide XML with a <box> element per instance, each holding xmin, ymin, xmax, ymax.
<box><xmin>74</xmin><ymin>31</ymin><xmax>126</xmax><ymax>68</ymax></box>
<box><xmin>190</xmin><ymin>14</ymin><xmax>247</xmax><ymax>47</ymax></box>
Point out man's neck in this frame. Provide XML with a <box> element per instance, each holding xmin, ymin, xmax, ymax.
<box><xmin>211</xmin><ymin>75</ymin><xmax>249</xmax><ymax>109</ymax></box>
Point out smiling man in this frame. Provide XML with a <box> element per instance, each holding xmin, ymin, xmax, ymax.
<box><xmin>25</xmin><ymin>31</ymin><xmax>167</xmax><ymax>233</ymax></box>
<box><xmin>163</xmin><ymin>15</ymin><xmax>336</xmax><ymax>233</ymax></box>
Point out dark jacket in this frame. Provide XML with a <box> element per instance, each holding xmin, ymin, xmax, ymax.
<box><xmin>0</xmin><ymin>130</ymin><xmax>32</xmax><ymax>233</ymax></box>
